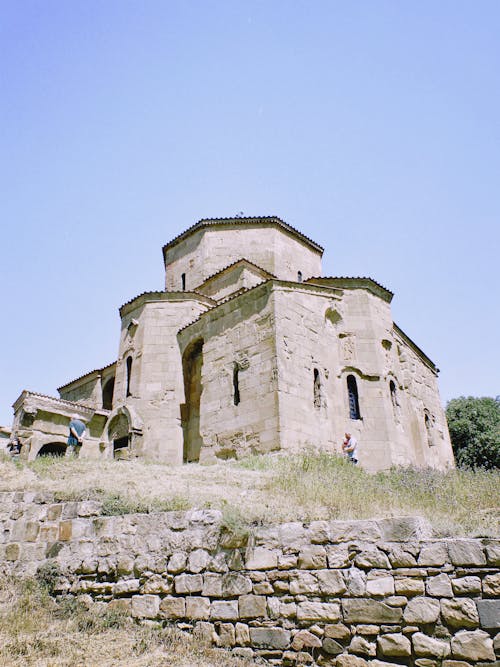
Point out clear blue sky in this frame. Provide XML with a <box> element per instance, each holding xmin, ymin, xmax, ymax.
<box><xmin>1</xmin><ymin>1</ymin><xmax>499</xmax><ymax>426</ymax></box>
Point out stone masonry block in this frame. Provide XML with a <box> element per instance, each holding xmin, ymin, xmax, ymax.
<box><xmin>249</xmin><ymin>627</ymin><xmax>291</xmax><ymax>650</ymax></box>
<box><xmin>343</xmin><ymin>599</ymin><xmax>403</xmax><ymax>624</ymax></box>
<box><xmin>377</xmin><ymin>633</ymin><xmax>411</xmax><ymax>657</ymax></box>
<box><xmin>210</xmin><ymin>600</ymin><xmax>238</xmax><ymax>621</ymax></box>
<box><xmin>476</xmin><ymin>599</ymin><xmax>500</xmax><ymax>629</ymax></box>
<box><xmin>403</xmin><ymin>597</ymin><xmax>441</xmax><ymax>624</ymax></box>
<box><xmin>418</xmin><ymin>542</ymin><xmax>448</xmax><ymax>566</ymax></box>
<box><xmin>448</xmin><ymin>540</ymin><xmax>486</xmax><ymax>566</ymax></box>
<box><xmin>131</xmin><ymin>594</ymin><xmax>160</xmax><ymax>619</ymax></box>
<box><xmin>441</xmin><ymin>599</ymin><xmax>479</xmax><ymax>629</ymax></box>
<box><xmin>297</xmin><ymin>601</ymin><xmax>340</xmax><ymax>622</ymax></box>
<box><xmin>298</xmin><ymin>546</ymin><xmax>327</xmax><ymax>569</ymax></box>
<box><xmin>316</xmin><ymin>569</ymin><xmax>347</xmax><ymax>595</ymax></box>
<box><xmin>238</xmin><ymin>594</ymin><xmax>267</xmax><ymax>619</ymax></box>
<box><xmin>160</xmin><ymin>596</ymin><xmax>186</xmax><ymax>619</ymax></box>
<box><xmin>174</xmin><ymin>574</ymin><xmax>203</xmax><ymax>594</ymax></box>
<box><xmin>245</xmin><ymin>547</ymin><xmax>278</xmax><ymax>570</ymax></box>
<box><xmin>451</xmin><ymin>630</ymin><xmax>495</xmax><ymax>661</ymax></box>
<box><xmin>412</xmin><ymin>632</ymin><xmax>451</xmax><ymax>658</ymax></box>
<box><xmin>185</xmin><ymin>597</ymin><xmax>210</xmax><ymax>620</ymax></box>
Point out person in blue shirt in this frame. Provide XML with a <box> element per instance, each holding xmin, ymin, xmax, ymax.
<box><xmin>67</xmin><ymin>414</ymin><xmax>86</xmax><ymax>458</ymax></box>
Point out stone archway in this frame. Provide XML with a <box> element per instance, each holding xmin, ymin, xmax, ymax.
<box><xmin>36</xmin><ymin>442</ymin><xmax>66</xmax><ymax>457</ymax></box>
<box><xmin>181</xmin><ymin>339</ymin><xmax>204</xmax><ymax>462</ymax></box>
<box><xmin>107</xmin><ymin>413</ymin><xmax>131</xmax><ymax>458</ymax></box>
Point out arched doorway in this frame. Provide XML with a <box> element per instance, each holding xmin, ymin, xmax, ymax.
<box><xmin>107</xmin><ymin>413</ymin><xmax>130</xmax><ymax>458</ymax></box>
<box><xmin>181</xmin><ymin>339</ymin><xmax>204</xmax><ymax>462</ymax></box>
<box><xmin>37</xmin><ymin>442</ymin><xmax>66</xmax><ymax>457</ymax></box>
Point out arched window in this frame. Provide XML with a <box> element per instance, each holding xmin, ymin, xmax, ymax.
<box><xmin>313</xmin><ymin>368</ymin><xmax>321</xmax><ymax>408</ymax></box>
<box><xmin>297</xmin><ymin>271</ymin><xmax>303</xmax><ymax>283</ymax></box>
<box><xmin>233</xmin><ymin>364</ymin><xmax>240</xmax><ymax>405</ymax></box>
<box><xmin>181</xmin><ymin>273</ymin><xmax>186</xmax><ymax>291</ymax></box>
<box><xmin>126</xmin><ymin>357</ymin><xmax>133</xmax><ymax>397</ymax></box>
<box><xmin>424</xmin><ymin>412</ymin><xmax>434</xmax><ymax>447</ymax></box>
<box><xmin>102</xmin><ymin>377</ymin><xmax>115</xmax><ymax>411</ymax></box>
<box><xmin>389</xmin><ymin>380</ymin><xmax>400</xmax><ymax>420</ymax></box>
<box><xmin>347</xmin><ymin>374</ymin><xmax>361</xmax><ymax>420</ymax></box>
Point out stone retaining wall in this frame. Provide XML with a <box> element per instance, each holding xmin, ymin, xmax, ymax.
<box><xmin>1</xmin><ymin>491</ymin><xmax>499</xmax><ymax>666</ymax></box>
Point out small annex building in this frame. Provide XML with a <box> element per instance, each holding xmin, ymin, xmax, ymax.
<box><xmin>11</xmin><ymin>217</ymin><xmax>454</xmax><ymax>471</ymax></box>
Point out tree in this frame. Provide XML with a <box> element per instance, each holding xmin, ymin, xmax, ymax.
<box><xmin>446</xmin><ymin>396</ymin><xmax>500</xmax><ymax>469</ymax></box>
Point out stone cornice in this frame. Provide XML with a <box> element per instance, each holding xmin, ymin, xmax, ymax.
<box><xmin>12</xmin><ymin>390</ymin><xmax>110</xmax><ymax>418</ymax></box>
<box><xmin>305</xmin><ymin>277</ymin><xmax>394</xmax><ymax>303</ymax></box>
<box><xmin>393</xmin><ymin>324</ymin><xmax>438</xmax><ymax>374</ymax></box>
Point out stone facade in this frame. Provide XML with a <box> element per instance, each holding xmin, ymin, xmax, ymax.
<box><xmin>1</xmin><ymin>492</ymin><xmax>498</xmax><ymax>666</ymax></box>
<box><xmin>9</xmin><ymin>217</ymin><xmax>454</xmax><ymax>470</ymax></box>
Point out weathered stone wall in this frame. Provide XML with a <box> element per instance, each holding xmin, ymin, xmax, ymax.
<box><xmin>164</xmin><ymin>225</ymin><xmax>322</xmax><ymax>292</ymax></box>
<box><xmin>1</xmin><ymin>492</ymin><xmax>498</xmax><ymax>666</ymax></box>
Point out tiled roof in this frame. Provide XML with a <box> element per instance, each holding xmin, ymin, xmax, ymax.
<box><xmin>162</xmin><ymin>216</ymin><xmax>324</xmax><ymax>256</ymax></box>
<box><xmin>118</xmin><ymin>290</ymin><xmax>216</xmax><ymax>316</ymax></box>
<box><xmin>197</xmin><ymin>258</ymin><xmax>276</xmax><ymax>287</ymax></box>
<box><xmin>305</xmin><ymin>276</ymin><xmax>393</xmax><ymax>302</ymax></box>
<box><xmin>13</xmin><ymin>390</ymin><xmax>96</xmax><ymax>412</ymax></box>
<box><xmin>57</xmin><ymin>361</ymin><xmax>116</xmax><ymax>392</ymax></box>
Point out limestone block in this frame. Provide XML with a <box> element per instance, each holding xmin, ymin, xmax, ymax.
<box><xmin>378</xmin><ymin>517</ymin><xmax>432</xmax><ymax>542</ymax></box>
<box><xmin>448</xmin><ymin>540</ymin><xmax>486</xmax><ymax>566</ymax></box>
<box><xmin>343</xmin><ymin>599</ymin><xmax>403</xmax><ymax>624</ymax></box>
<box><xmin>324</xmin><ymin>623</ymin><xmax>351</xmax><ymax>641</ymax></box>
<box><xmin>354</xmin><ymin>549</ymin><xmax>390</xmax><ymax>569</ymax></box>
<box><xmin>328</xmin><ymin>520</ymin><xmax>382</xmax><ymax>543</ymax></box>
<box><xmin>441</xmin><ymin>599</ymin><xmax>479</xmax><ymax>629</ymax></box>
<box><xmin>113</xmin><ymin>579</ymin><xmax>140</xmax><ymax>595</ymax></box>
<box><xmin>298</xmin><ymin>545</ymin><xmax>327</xmax><ymax>569</ymax></box>
<box><xmin>159</xmin><ymin>596</ymin><xmax>186</xmax><ymax>619</ymax></box>
<box><xmin>494</xmin><ymin>630</ymin><xmax>500</xmax><ymax>652</ymax></box>
<box><xmin>267</xmin><ymin>596</ymin><xmax>280</xmax><ymax>620</ymax></box>
<box><xmin>245</xmin><ymin>547</ymin><xmax>278</xmax><ymax>570</ymax></box>
<box><xmin>220</xmin><ymin>572</ymin><xmax>252</xmax><ymax>597</ymax></box>
<box><xmin>131</xmin><ymin>594</ymin><xmax>160</xmax><ymax>618</ymax></box>
<box><xmin>278</xmin><ymin>554</ymin><xmax>297</xmax><ymax>570</ymax></box>
<box><xmin>174</xmin><ymin>574</ymin><xmax>203</xmax><ymax>594</ymax></box>
<box><xmin>403</xmin><ymin>597</ymin><xmax>441</xmax><ymax>624</ymax></box>
<box><xmin>389</xmin><ymin>547</ymin><xmax>418</xmax><ymax>567</ymax></box>
<box><xmin>227</xmin><ymin>550</ymin><xmax>243</xmax><ymax>571</ymax></box>
<box><xmin>235</xmin><ymin>622</ymin><xmax>250</xmax><ymax>645</ymax></box>
<box><xmin>47</xmin><ymin>504</ymin><xmax>63</xmax><ymax>521</ymax></box>
<box><xmin>280</xmin><ymin>602</ymin><xmax>297</xmax><ymax>618</ymax></box>
<box><xmin>427</xmin><ymin>573</ymin><xmax>453</xmax><ymax>598</ymax></box>
<box><xmin>418</xmin><ymin>543</ymin><xmax>448</xmax><ymax>566</ymax></box>
<box><xmin>451</xmin><ymin>577</ymin><xmax>481</xmax><ymax>596</ymax></box>
<box><xmin>412</xmin><ymin>632</ymin><xmax>451</xmax><ymax>657</ymax></box>
<box><xmin>335</xmin><ymin>655</ymin><xmax>368</xmax><ymax>667</ymax></box>
<box><xmin>77</xmin><ymin>501</ymin><xmax>101</xmax><ymax>517</ymax></box>
<box><xmin>218</xmin><ymin>622</ymin><xmax>236</xmax><ymax>647</ymax></box>
<box><xmin>317</xmin><ymin>569</ymin><xmax>347</xmax><ymax>595</ymax></box>
<box><xmin>249</xmin><ymin>627</ymin><xmax>291</xmax><ymax>649</ymax></box>
<box><xmin>451</xmin><ymin>630</ymin><xmax>495</xmax><ymax>661</ymax></box>
<box><xmin>326</xmin><ymin>545</ymin><xmax>351</xmax><ymax>568</ymax></box>
<box><xmin>186</xmin><ymin>597</ymin><xmax>210</xmax><ymax>620</ymax></box>
<box><xmin>141</xmin><ymin>575</ymin><xmax>172</xmax><ymax>595</ymax></box>
<box><xmin>210</xmin><ymin>600</ymin><xmax>238</xmax><ymax>621</ymax></box>
<box><xmin>289</xmin><ymin>571</ymin><xmax>319</xmax><ymax>595</ymax></box>
<box><xmin>366</xmin><ymin>575</ymin><xmax>394</xmax><ymax>597</ymax></box>
<box><xmin>116</xmin><ymin>556</ymin><xmax>134</xmax><ymax>576</ymax></box>
<box><xmin>377</xmin><ymin>633</ymin><xmax>411</xmax><ymax>657</ymax></box>
<box><xmin>291</xmin><ymin>630</ymin><xmax>322</xmax><ymax>650</ymax></box>
<box><xmin>485</xmin><ymin>543</ymin><xmax>500</xmax><ymax>566</ymax></box>
<box><xmin>208</xmin><ymin>553</ymin><xmax>228</xmax><ymax>573</ymax></box>
<box><xmin>167</xmin><ymin>551</ymin><xmax>187</xmax><ymax>573</ymax></box>
<box><xmin>297</xmin><ymin>601</ymin><xmax>340</xmax><ymax>622</ymax></box>
<box><xmin>279</xmin><ymin>522</ymin><xmax>307</xmax><ymax>549</ymax></box>
<box><xmin>238</xmin><ymin>594</ymin><xmax>267</xmax><ymax>619</ymax></box>
<box><xmin>483</xmin><ymin>573</ymin><xmax>500</xmax><ymax>597</ymax></box>
<box><xmin>322</xmin><ymin>637</ymin><xmax>343</xmax><ymax>655</ymax></box>
<box><xmin>349</xmin><ymin>635</ymin><xmax>376</xmax><ymax>656</ymax></box>
<box><xmin>442</xmin><ymin>661</ymin><xmax>472</xmax><ymax>667</ymax></box>
<box><xmin>395</xmin><ymin>578</ymin><xmax>425</xmax><ymax>596</ymax></box>
<box><xmin>309</xmin><ymin>520</ymin><xmax>330</xmax><ymax>544</ymax></box>
<box><xmin>188</xmin><ymin>549</ymin><xmax>210</xmax><ymax>573</ymax></box>
<box><xmin>194</xmin><ymin>620</ymin><xmax>216</xmax><ymax>644</ymax></box>
<box><xmin>24</xmin><ymin>521</ymin><xmax>40</xmax><ymax>542</ymax></box>
<box><xmin>254</xmin><ymin>581</ymin><xmax>273</xmax><ymax>595</ymax></box>
<box><xmin>58</xmin><ymin>521</ymin><xmax>73</xmax><ymax>541</ymax></box>
<box><xmin>5</xmin><ymin>543</ymin><xmax>20</xmax><ymax>561</ymax></box>
<box><xmin>345</xmin><ymin>568</ymin><xmax>367</xmax><ymax>596</ymax></box>
<box><xmin>356</xmin><ymin>625</ymin><xmax>379</xmax><ymax>636</ymax></box>
<box><xmin>476</xmin><ymin>599</ymin><xmax>500</xmax><ymax>629</ymax></box>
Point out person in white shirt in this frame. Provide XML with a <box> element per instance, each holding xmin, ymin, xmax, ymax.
<box><xmin>342</xmin><ymin>432</ymin><xmax>359</xmax><ymax>464</ymax></box>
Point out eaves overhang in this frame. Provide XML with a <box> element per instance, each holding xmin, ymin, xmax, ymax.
<box><xmin>119</xmin><ymin>290</ymin><xmax>217</xmax><ymax>318</ymax></box>
<box><xmin>162</xmin><ymin>216</ymin><xmax>324</xmax><ymax>261</ymax></box>
<box><xmin>305</xmin><ymin>276</ymin><xmax>394</xmax><ymax>303</ymax></box>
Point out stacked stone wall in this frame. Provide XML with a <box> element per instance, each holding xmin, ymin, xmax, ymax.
<box><xmin>1</xmin><ymin>491</ymin><xmax>498</xmax><ymax>666</ymax></box>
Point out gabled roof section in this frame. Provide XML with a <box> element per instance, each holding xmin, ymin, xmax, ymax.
<box><xmin>393</xmin><ymin>324</ymin><xmax>438</xmax><ymax>373</ymax></box>
<box><xmin>58</xmin><ymin>362</ymin><xmax>116</xmax><ymax>392</ymax></box>
<box><xmin>197</xmin><ymin>258</ymin><xmax>276</xmax><ymax>288</ymax></box>
<box><xmin>162</xmin><ymin>216</ymin><xmax>324</xmax><ymax>259</ymax></box>
<box><xmin>305</xmin><ymin>276</ymin><xmax>394</xmax><ymax>303</ymax></box>
<box><xmin>13</xmin><ymin>390</ymin><xmax>100</xmax><ymax>414</ymax></box>
<box><xmin>119</xmin><ymin>291</ymin><xmax>217</xmax><ymax>317</ymax></box>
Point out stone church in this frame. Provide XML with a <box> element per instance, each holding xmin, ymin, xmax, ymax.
<box><xmin>11</xmin><ymin>217</ymin><xmax>454</xmax><ymax>471</ymax></box>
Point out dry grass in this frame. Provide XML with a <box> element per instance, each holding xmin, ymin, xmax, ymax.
<box><xmin>0</xmin><ymin>575</ymin><xmax>254</xmax><ymax>667</ymax></box>
<box><xmin>0</xmin><ymin>451</ymin><xmax>498</xmax><ymax>536</ymax></box>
